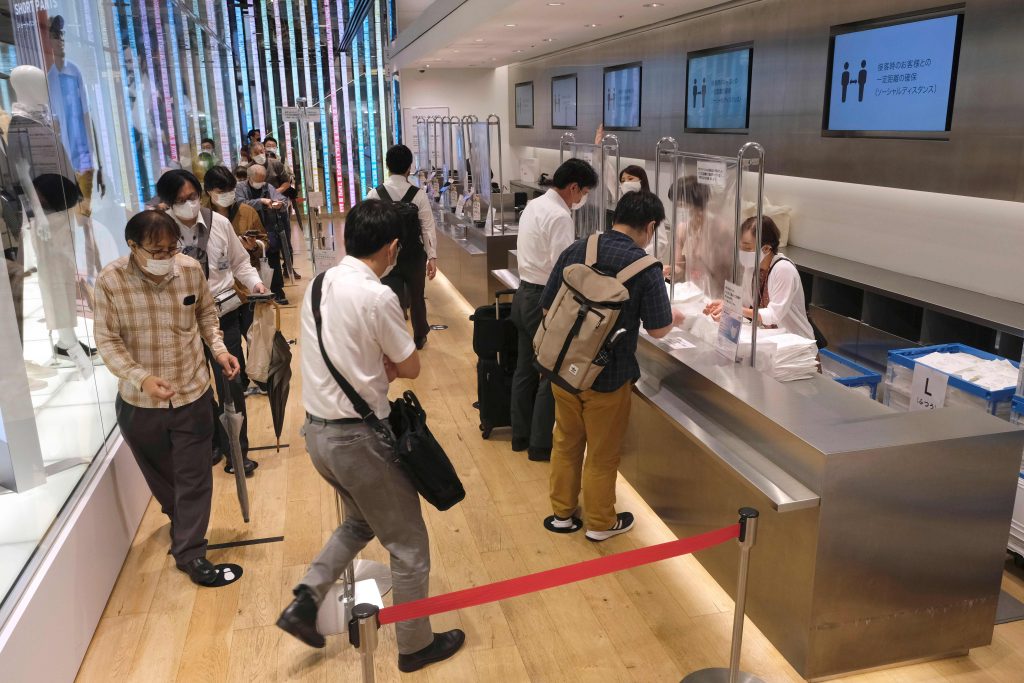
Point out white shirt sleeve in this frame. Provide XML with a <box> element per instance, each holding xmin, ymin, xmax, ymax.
<box><xmin>414</xmin><ymin>190</ymin><xmax>438</xmax><ymax>260</ymax></box>
<box><xmin>547</xmin><ymin>212</ymin><xmax>576</xmax><ymax>272</ymax></box>
<box><xmin>373</xmin><ymin>289</ymin><xmax>417</xmax><ymax>364</ymax></box>
<box><xmin>758</xmin><ymin>262</ymin><xmax>800</xmax><ymax>328</ymax></box>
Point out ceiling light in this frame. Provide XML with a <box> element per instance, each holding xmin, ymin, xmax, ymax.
<box><xmin>425</xmin><ymin>64</ymin><xmax>430</xmax><ymax>68</ymax></box>
<box><xmin>452</xmin><ymin>49</ymin><xmax>460</xmax><ymax>52</ymax></box>
<box><xmin>547</xmin><ymin>2</ymin><xmax>564</xmax><ymax>5</ymax></box>
<box><xmin>643</xmin><ymin>2</ymin><xmax>662</xmax><ymax>6</ymax></box>
<box><xmin>474</xmin><ymin>38</ymin><xmax>484</xmax><ymax>42</ymax></box>
<box><xmin>513</xmin><ymin>49</ymin><xmax>524</xmax><ymax>53</ymax></box>
<box><xmin>542</xmin><ymin>38</ymin><xmax>554</xmax><ymax>42</ymax></box>
<box><xmin>585</xmin><ymin>23</ymin><xmax>599</xmax><ymax>27</ymax></box>
<box><xmin>505</xmin><ymin>23</ymin><xmax>517</xmax><ymax>27</ymax></box>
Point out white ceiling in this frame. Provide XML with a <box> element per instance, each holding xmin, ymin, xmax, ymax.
<box><xmin>397</xmin><ymin>0</ymin><xmax>435</xmax><ymax>35</ymax></box>
<box><xmin>392</xmin><ymin>0</ymin><xmax>732</xmax><ymax>70</ymax></box>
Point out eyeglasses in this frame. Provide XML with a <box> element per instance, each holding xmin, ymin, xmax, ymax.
<box><xmin>136</xmin><ymin>245</ymin><xmax>180</xmax><ymax>259</ymax></box>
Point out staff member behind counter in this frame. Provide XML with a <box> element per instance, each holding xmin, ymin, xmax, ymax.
<box><xmin>705</xmin><ymin>216</ymin><xmax>814</xmax><ymax>339</ymax></box>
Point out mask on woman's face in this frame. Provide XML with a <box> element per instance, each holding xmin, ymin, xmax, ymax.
<box><xmin>620</xmin><ymin>180</ymin><xmax>642</xmax><ymax>195</ymax></box>
<box><xmin>739</xmin><ymin>249</ymin><xmax>756</xmax><ymax>269</ymax></box>
<box><xmin>172</xmin><ymin>198</ymin><xmax>200</xmax><ymax>221</ymax></box>
<box><xmin>212</xmin><ymin>191</ymin><xmax>235</xmax><ymax>208</ymax></box>
<box><xmin>252</xmin><ymin>154</ymin><xmax>267</xmax><ymax>165</ymax></box>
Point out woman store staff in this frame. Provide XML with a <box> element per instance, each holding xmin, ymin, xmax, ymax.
<box><xmin>705</xmin><ymin>216</ymin><xmax>814</xmax><ymax>339</ymax></box>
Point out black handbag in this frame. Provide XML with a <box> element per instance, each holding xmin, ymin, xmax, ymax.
<box><xmin>311</xmin><ymin>273</ymin><xmax>465</xmax><ymax>511</ymax></box>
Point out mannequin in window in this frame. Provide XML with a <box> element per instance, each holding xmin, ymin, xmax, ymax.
<box><xmin>7</xmin><ymin>65</ymin><xmax>94</xmax><ymax>374</ymax></box>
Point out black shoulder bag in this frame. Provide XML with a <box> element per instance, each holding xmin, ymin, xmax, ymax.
<box><xmin>310</xmin><ymin>273</ymin><xmax>465</xmax><ymax>511</ymax></box>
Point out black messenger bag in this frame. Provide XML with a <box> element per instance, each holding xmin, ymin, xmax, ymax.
<box><xmin>311</xmin><ymin>273</ymin><xmax>465</xmax><ymax>511</ymax></box>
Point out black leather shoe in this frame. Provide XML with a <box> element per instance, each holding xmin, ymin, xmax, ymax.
<box><xmin>177</xmin><ymin>557</ymin><xmax>218</xmax><ymax>586</ymax></box>
<box><xmin>53</xmin><ymin>341</ymin><xmax>98</xmax><ymax>358</ymax></box>
<box><xmin>397</xmin><ymin>630</ymin><xmax>466</xmax><ymax>673</ymax></box>
<box><xmin>511</xmin><ymin>439</ymin><xmax>529</xmax><ymax>453</ymax></box>
<box><xmin>225</xmin><ymin>457</ymin><xmax>258</xmax><ymax>477</ymax></box>
<box><xmin>415</xmin><ymin>336</ymin><xmax>428</xmax><ymax>350</ymax></box>
<box><xmin>211</xmin><ymin>449</ymin><xmax>224</xmax><ymax>467</ymax></box>
<box><xmin>276</xmin><ymin>586</ymin><xmax>325</xmax><ymax>648</ymax></box>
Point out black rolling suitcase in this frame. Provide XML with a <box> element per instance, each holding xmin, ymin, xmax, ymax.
<box><xmin>469</xmin><ymin>289</ymin><xmax>518</xmax><ymax>439</ymax></box>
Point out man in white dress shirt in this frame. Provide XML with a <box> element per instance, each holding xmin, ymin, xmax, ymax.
<box><xmin>156</xmin><ymin>169</ymin><xmax>267</xmax><ymax>475</ymax></box>
<box><xmin>276</xmin><ymin>199</ymin><xmax>464</xmax><ymax>673</ymax></box>
<box><xmin>366</xmin><ymin>144</ymin><xmax>439</xmax><ymax>349</ymax></box>
<box><xmin>511</xmin><ymin>158</ymin><xmax>598</xmax><ymax>461</ymax></box>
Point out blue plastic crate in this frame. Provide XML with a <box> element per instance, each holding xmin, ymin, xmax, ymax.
<box><xmin>887</xmin><ymin>344</ymin><xmax>1019</xmax><ymax>416</ymax></box>
<box><xmin>1013</xmin><ymin>396</ymin><xmax>1024</xmax><ymax>426</ymax></box>
<box><xmin>819</xmin><ymin>349</ymin><xmax>882</xmax><ymax>400</ymax></box>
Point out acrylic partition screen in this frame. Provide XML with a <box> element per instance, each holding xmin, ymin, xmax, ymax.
<box><xmin>551</xmin><ymin>73</ymin><xmax>577</xmax><ymax>129</ymax></box>
<box><xmin>685</xmin><ymin>46</ymin><xmax>752</xmax><ymax>132</ymax></box>
<box><xmin>659</xmin><ymin>153</ymin><xmax>741</xmax><ymax>303</ymax></box>
<box><xmin>824</xmin><ymin>11</ymin><xmax>963</xmax><ymax>134</ymax></box>
<box><xmin>468</xmin><ymin>121</ymin><xmax>492</xmax><ymax>224</ymax></box>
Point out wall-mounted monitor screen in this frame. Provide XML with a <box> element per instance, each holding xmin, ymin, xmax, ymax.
<box><xmin>685</xmin><ymin>44</ymin><xmax>753</xmax><ymax>132</ymax></box>
<box><xmin>551</xmin><ymin>74</ymin><xmax>577</xmax><ymax>129</ymax></box>
<box><xmin>603</xmin><ymin>63</ymin><xmax>642</xmax><ymax>130</ymax></box>
<box><xmin>515</xmin><ymin>81</ymin><xmax>534</xmax><ymax>128</ymax></box>
<box><xmin>823</xmin><ymin>10</ymin><xmax>963</xmax><ymax>137</ymax></box>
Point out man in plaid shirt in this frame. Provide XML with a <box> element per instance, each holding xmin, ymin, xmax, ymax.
<box><xmin>94</xmin><ymin>211</ymin><xmax>241</xmax><ymax>586</ymax></box>
<box><xmin>541</xmin><ymin>191</ymin><xmax>682</xmax><ymax>542</ymax></box>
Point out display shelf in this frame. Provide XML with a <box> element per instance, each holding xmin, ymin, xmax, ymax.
<box><xmin>789</xmin><ymin>245</ymin><xmax>1024</xmax><ymax>369</ymax></box>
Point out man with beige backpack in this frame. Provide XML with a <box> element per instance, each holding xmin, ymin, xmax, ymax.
<box><xmin>534</xmin><ymin>190</ymin><xmax>683</xmax><ymax>541</ymax></box>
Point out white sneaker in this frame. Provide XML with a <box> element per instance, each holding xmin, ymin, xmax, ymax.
<box><xmin>550</xmin><ymin>515</ymin><xmax>576</xmax><ymax>530</ymax></box>
<box><xmin>585</xmin><ymin>512</ymin><xmax>635</xmax><ymax>542</ymax></box>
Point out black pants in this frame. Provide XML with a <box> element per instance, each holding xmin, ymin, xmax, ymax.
<box><xmin>116</xmin><ymin>390</ymin><xmax>214</xmax><ymax>564</ymax></box>
<box><xmin>382</xmin><ymin>246</ymin><xmax>429</xmax><ymax>340</ymax></box>
<box><xmin>510</xmin><ymin>282</ymin><xmax>554</xmax><ymax>452</ymax></box>
<box><xmin>210</xmin><ymin>308</ymin><xmax>249</xmax><ymax>456</ymax></box>
<box><xmin>267</xmin><ymin>246</ymin><xmax>285</xmax><ymax>298</ymax></box>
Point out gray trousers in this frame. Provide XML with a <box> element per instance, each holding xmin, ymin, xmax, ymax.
<box><xmin>510</xmin><ymin>282</ymin><xmax>554</xmax><ymax>450</ymax></box>
<box><xmin>299</xmin><ymin>419</ymin><xmax>433</xmax><ymax>655</ymax></box>
<box><xmin>116</xmin><ymin>390</ymin><xmax>214</xmax><ymax>564</ymax></box>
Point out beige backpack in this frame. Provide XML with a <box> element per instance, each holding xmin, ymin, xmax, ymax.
<box><xmin>533</xmin><ymin>233</ymin><xmax>659</xmax><ymax>393</ymax></box>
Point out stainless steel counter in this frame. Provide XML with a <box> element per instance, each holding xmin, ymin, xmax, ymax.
<box><xmin>434</xmin><ymin>211</ymin><xmax>517</xmax><ymax>309</ymax></box>
<box><xmin>623</xmin><ymin>330</ymin><xmax>1024</xmax><ymax>680</ymax></box>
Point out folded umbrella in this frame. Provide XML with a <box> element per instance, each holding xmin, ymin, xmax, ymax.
<box><xmin>267</xmin><ymin>325</ymin><xmax>293</xmax><ymax>452</ymax></box>
<box><xmin>219</xmin><ymin>375</ymin><xmax>251</xmax><ymax>523</ymax></box>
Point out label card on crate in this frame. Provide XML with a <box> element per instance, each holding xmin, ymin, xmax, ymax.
<box><xmin>910</xmin><ymin>364</ymin><xmax>948</xmax><ymax>412</ymax></box>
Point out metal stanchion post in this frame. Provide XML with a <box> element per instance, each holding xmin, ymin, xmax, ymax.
<box><xmin>682</xmin><ymin>508</ymin><xmax>766</xmax><ymax>683</ymax></box>
<box><xmin>350</xmin><ymin>603</ymin><xmax>380</xmax><ymax>683</ymax></box>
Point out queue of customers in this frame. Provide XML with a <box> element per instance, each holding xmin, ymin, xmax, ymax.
<box><xmin>94</xmin><ymin>145</ymin><xmax>800</xmax><ymax>673</ymax></box>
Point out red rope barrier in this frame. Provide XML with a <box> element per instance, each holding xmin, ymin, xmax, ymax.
<box><xmin>378</xmin><ymin>523</ymin><xmax>741</xmax><ymax>626</ymax></box>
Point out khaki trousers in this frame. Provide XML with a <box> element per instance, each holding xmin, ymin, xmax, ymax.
<box><xmin>549</xmin><ymin>382</ymin><xmax>632</xmax><ymax>531</ymax></box>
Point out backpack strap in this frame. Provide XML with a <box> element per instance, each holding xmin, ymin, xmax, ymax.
<box><xmin>376</xmin><ymin>185</ymin><xmax>394</xmax><ymax>202</ymax></box>
<box><xmin>615</xmin><ymin>254</ymin><xmax>660</xmax><ymax>283</ymax></box>
<box><xmin>197</xmin><ymin>207</ymin><xmax>214</xmax><ymax>278</ymax></box>
<box><xmin>400</xmin><ymin>186</ymin><xmax>419</xmax><ymax>203</ymax></box>
<box><xmin>584</xmin><ymin>233</ymin><xmax>600</xmax><ymax>266</ymax></box>
<box><xmin>310</xmin><ymin>272</ymin><xmax>393</xmax><ymax>445</ymax></box>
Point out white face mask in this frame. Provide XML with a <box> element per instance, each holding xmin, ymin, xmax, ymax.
<box><xmin>141</xmin><ymin>256</ymin><xmax>173</xmax><ymax>277</ymax></box>
<box><xmin>382</xmin><ymin>243</ymin><xmax>399</xmax><ymax>278</ymax></box>
<box><xmin>571</xmin><ymin>192</ymin><xmax>588</xmax><ymax>211</ymax></box>
<box><xmin>172</xmin><ymin>198</ymin><xmax>200</xmax><ymax>221</ymax></box>
<box><xmin>212</xmin><ymin>191</ymin><xmax>235</xmax><ymax>208</ymax></box>
<box><xmin>620</xmin><ymin>180</ymin><xmax>642</xmax><ymax>195</ymax></box>
<box><xmin>249</xmin><ymin>181</ymin><xmax>266</xmax><ymax>190</ymax></box>
<box><xmin>739</xmin><ymin>250</ymin><xmax>756</xmax><ymax>269</ymax></box>
<box><xmin>253</xmin><ymin>154</ymin><xmax>267</xmax><ymax>165</ymax></box>
<box><xmin>202</xmin><ymin>146</ymin><xmax>214</xmax><ymax>154</ymax></box>
<box><xmin>239</xmin><ymin>160</ymin><xmax>251</xmax><ymax>167</ymax></box>
<box><xmin>266</xmin><ymin>147</ymin><xmax>278</xmax><ymax>157</ymax></box>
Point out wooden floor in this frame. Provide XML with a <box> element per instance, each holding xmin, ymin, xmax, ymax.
<box><xmin>77</xmin><ymin>270</ymin><xmax>1024</xmax><ymax>683</ymax></box>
